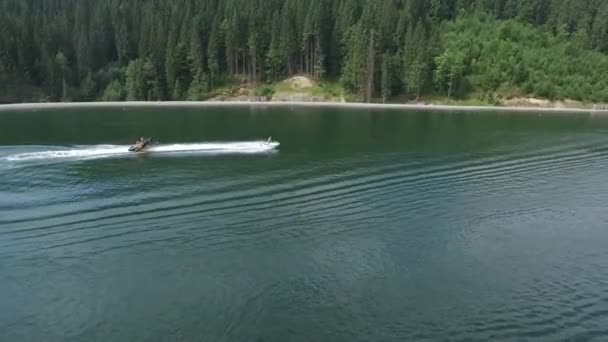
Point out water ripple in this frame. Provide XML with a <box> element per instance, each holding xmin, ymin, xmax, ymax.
<box><xmin>3</xmin><ymin>115</ymin><xmax>608</xmax><ymax>341</ymax></box>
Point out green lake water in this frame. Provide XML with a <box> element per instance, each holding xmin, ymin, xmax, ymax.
<box><xmin>1</xmin><ymin>105</ymin><xmax>608</xmax><ymax>341</ymax></box>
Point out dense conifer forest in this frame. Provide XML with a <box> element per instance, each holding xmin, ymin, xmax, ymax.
<box><xmin>1</xmin><ymin>0</ymin><xmax>608</xmax><ymax>103</ymax></box>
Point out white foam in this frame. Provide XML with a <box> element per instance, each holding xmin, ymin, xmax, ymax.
<box><xmin>4</xmin><ymin>141</ymin><xmax>280</xmax><ymax>162</ymax></box>
<box><xmin>149</xmin><ymin>141</ymin><xmax>280</xmax><ymax>154</ymax></box>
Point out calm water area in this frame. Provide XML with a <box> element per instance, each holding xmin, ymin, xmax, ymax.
<box><xmin>1</xmin><ymin>105</ymin><xmax>608</xmax><ymax>341</ymax></box>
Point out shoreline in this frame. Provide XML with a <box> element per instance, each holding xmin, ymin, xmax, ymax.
<box><xmin>1</xmin><ymin>100</ymin><xmax>608</xmax><ymax>114</ymax></box>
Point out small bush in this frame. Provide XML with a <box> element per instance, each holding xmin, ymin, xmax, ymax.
<box><xmin>312</xmin><ymin>82</ymin><xmax>344</xmax><ymax>98</ymax></box>
<box><xmin>254</xmin><ymin>85</ymin><xmax>275</xmax><ymax>97</ymax></box>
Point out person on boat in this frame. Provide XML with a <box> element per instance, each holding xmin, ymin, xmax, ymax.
<box><xmin>129</xmin><ymin>137</ymin><xmax>144</xmax><ymax>152</ymax></box>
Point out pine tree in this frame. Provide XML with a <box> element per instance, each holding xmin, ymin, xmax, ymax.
<box><xmin>125</xmin><ymin>58</ymin><xmax>144</xmax><ymax>100</ymax></box>
<box><xmin>381</xmin><ymin>52</ymin><xmax>393</xmax><ymax>103</ymax></box>
<box><xmin>113</xmin><ymin>8</ymin><xmax>131</xmax><ymax>63</ymax></box>
<box><xmin>142</xmin><ymin>59</ymin><xmax>157</xmax><ymax>100</ymax></box>
<box><xmin>279</xmin><ymin>0</ymin><xmax>298</xmax><ymax>75</ymax></box>
<box><xmin>223</xmin><ymin>10</ymin><xmax>240</xmax><ymax>76</ymax></box>
<box><xmin>248</xmin><ymin>3</ymin><xmax>264</xmax><ymax>83</ymax></box>
<box><xmin>189</xmin><ymin>23</ymin><xmax>205</xmax><ymax>77</ymax></box>
<box><xmin>81</xmin><ymin>72</ymin><xmax>97</xmax><ymax>101</ymax></box>
<box><xmin>74</xmin><ymin>1</ymin><xmax>91</xmax><ymax>79</ymax></box>
<box><xmin>172</xmin><ymin>79</ymin><xmax>185</xmax><ymax>100</ymax></box>
<box><xmin>434</xmin><ymin>48</ymin><xmax>465</xmax><ymax>98</ymax></box>
<box><xmin>187</xmin><ymin>69</ymin><xmax>210</xmax><ymax>100</ymax></box>
<box><xmin>590</xmin><ymin>2</ymin><xmax>608</xmax><ymax>53</ymax></box>
<box><xmin>405</xmin><ymin>19</ymin><xmax>429</xmax><ymax>99</ymax></box>
<box><xmin>3</xmin><ymin>0</ymin><xmax>608</xmax><ymax>104</ymax></box>
<box><xmin>207</xmin><ymin>18</ymin><xmax>221</xmax><ymax>88</ymax></box>
<box><xmin>340</xmin><ymin>23</ymin><xmax>367</xmax><ymax>99</ymax></box>
<box><xmin>102</xmin><ymin>79</ymin><xmax>124</xmax><ymax>101</ymax></box>
<box><xmin>266</xmin><ymin>11</ymin><xmax>283</xmax><ymax>81</ymax></box>
<box><xmin>54</xmin><ymin>51</ymin><xmax>69</xmax><ymax>101</ymax></box>
<box><xmin>76</xmin><ymin>27</ymin><xmax>90</xmax><ymax>80</ymax></box>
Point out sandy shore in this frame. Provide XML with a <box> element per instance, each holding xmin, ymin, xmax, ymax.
<box><xmin>1</xmin><ymin>101</ymin><xmax>607</xmax><ymax>114</ymax></box>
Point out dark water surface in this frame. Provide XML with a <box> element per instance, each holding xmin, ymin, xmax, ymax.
<box><xmin>2</xmin><ymin>105</ymin><xmax>608</xmax><ymax>341</ymax></box>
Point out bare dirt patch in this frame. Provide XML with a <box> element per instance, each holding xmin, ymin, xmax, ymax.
<box><xmin>283</xmin><ymin>76</ymin><xmax>315</xmax><ymax>89</ymax></box>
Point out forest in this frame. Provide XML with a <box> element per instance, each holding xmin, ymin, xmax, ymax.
<box><xmin>1</xmin><ymin>0</ymin><xmax>608</xmax><ymax>103</ymax></box>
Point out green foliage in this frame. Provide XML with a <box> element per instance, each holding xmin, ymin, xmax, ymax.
<box><xmin>311</xmin><ymin>82</ymin><xmax>344</xmax><ymax>98</ymax></box>
<box><xmin>340</xmin><ymin>24</ymin><xmax>367</xmax><ymax>98</ymax></box>
<box><xmin>254</xmin><ymin>85</ymin><xmax>275</xmax><ymax>97</ymax></box>
<box><xmin>125</xmin><ymin>59</ymin><xmax>143</xmax><ymax>100</ymax></box>
<box><xmin>187</xmin><ymin>70</ymin><xmax>210</xmax><ymax>100</ymax></box>
<box><xmin>438</xmin><ymin>14</ymin><xmax>608</xmax><ymax>102</ymax></box>
<box><xmin>2</xmin><ymin>0</ymin><xmax>608</xmax><ymax>103</ymax></box>
<box><xmin>125</xmin><ymin>58</ymin><xmax>156</xmax><ymax>101</ymax></box>
<box><xmin>404</xmin><ymin>20</ymin><xmax>432</xmax><ymax>99</ymax></box>
<box><xmin>207</xmin><ymin>19</ymin><xmax>221</xmax><ymax>88</ymax></box>
<box><xmin>80</xmin><ymin>72</ymin><xmax>98</xmax><ymax>101</ymax></box>
<box><xmin>266</xmin><ymin>11</ymin><xmax>283</xmax><ymax>82</ymax></box>
<box><xmin>381</xmin><ymin>52</ymin><xmax>397</xmax><ymax>103</ymax></box>
<box><xmin>434</xmin><ymin>48</ymin><xmax>466</xmax><ymax>98</ymax></box>
<box><xmin>279</xmin><ymin>0</ymin><xmax>299</xmax><ymax>75</ymax></box>
<box><xmin>172</xmin><ymin>80</ymin><xmax>187</xmax><ymax>100</ymax></box>
<box><xmin>102</xmin><ymin>79</ymin><xmax>125</xmax><ymax>101</ymax></box>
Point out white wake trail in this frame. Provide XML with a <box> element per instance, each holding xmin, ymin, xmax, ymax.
<box><xmin>4</xmin><ymin>141</ymin><xmax>280</xmax><ymax>162</ymax></box>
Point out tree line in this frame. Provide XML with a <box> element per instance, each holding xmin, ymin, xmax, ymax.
<box><xmin>1</xmin><ymin>0</ymin><xmax>608</xmax><ymax>103</ymax></box>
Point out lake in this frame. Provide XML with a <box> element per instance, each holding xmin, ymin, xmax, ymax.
<box><xmin>1</xmin><ymin>105</ymin><xmax>608</xmax><ymax>341</ymax></box>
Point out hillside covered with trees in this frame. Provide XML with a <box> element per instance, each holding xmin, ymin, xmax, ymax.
<box><xmin>1</xmin><ymin>0</ymin><xmax>608</xmax><ymax>104</ymax></box>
